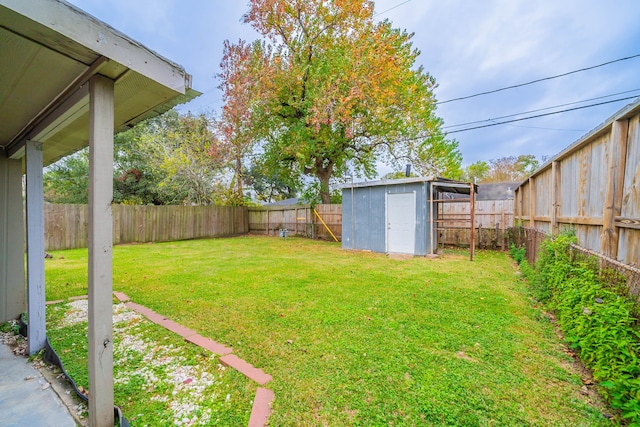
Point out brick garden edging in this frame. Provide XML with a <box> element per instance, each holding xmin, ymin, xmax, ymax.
<box><xmin>112</xmin><ymin>292</ymin><xmax>275</xmax><ymax>427</ymax></box>
<box><xmin>48</xmin><ymin>293</ymin><xmax>275</xmax><ymax>427</ymax></box>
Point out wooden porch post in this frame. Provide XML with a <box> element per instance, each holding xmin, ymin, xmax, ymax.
<box><xmin>88</xmin><ymin>74</ymin><xmax>115</xmax><ymax>427</ymax></box>
<box><xmin>25</xmin><ymin>140</ymin><xmax>46</xmax><ymax>355</ymax></box>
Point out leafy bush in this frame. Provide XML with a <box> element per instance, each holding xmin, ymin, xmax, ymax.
<box><xmin>525</xmin><ymin>231</ymin><xmax>640</xmax><ymax>424</ymax></box>
<box><xmin>509</xmin><ymin>243</ymin><xmax>526</xmax><ymax>265</ymax></box>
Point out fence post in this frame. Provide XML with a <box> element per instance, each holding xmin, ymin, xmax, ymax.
<box><xmin>501</xmin><ymin>204</ymin><xmax>506</xmax><ymax>249</ymax></box>
<box><xmin>551</xmin><ymin>161</ymin><xmax>560</xmax><ymax>234</ymax></box>
<box><xmin>601</xmin><ymin>119</ymin><xmax>629</xmax><ymax>259</ymax></box>
<box><xmin>528</xmin><ymin>177</ymin><xmax>535</xmax><ymax>229</ymax></box>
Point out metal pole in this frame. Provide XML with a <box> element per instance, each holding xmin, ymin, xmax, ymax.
<box><xmin>470</xmin><ymin>182</ymin><xmax>475</xmax><ymax>261</ymax></box>
<box><xmin>351</xmin><ymin>175</ymin><xmax>355</xmax><ymax>249</ymax></box>
<box><xmin>429</xmin><ymin>183</ymin><xmax>434</xmax><ymax>255</ymax></box>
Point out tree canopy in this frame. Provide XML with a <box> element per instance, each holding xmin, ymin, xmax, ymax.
<box><xmin>220</xmin><ymin>0</ymin><xmax>462</xmax><ymax>203</ymax></box>
<box><xmin>462</xmin><ymin>155</ymin><xmax>543</xmax><ymax>183</ymax></box>
<box><xmin>44</xmin><ymin>110</ymin><xmax>235</xmax><ymax>206</ymax></box>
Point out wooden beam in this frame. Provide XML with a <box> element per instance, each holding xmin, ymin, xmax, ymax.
<box><xmin>557</xmin><ymin>216</ymin><xmax>604</xmax><ymax>226</ymax></box>
<box><xmin>551</xmin><ymin>161</ymin><xmax>560</xmax><ymax>233</ymax></box>
<box><xmin>513</xmin><ymin>188</ymin><xmax>521</xmax><ymax>221</ymax></box>
<box><xmin>25</xmin><ymin>140</ymin><xmax>46</xmax><ymax>355</ymax></box>
<box><xmin>0</xmin><ymin>157</ymin><xmax>25</xmax><ymax>322</ymax></box>
<box><xmin>528</xmin><ymin>178</ymin><xmax>535</xmax><ymax>229</ymax></box>
<box><xmin>615</xmin><ymin>217</ymin><xmax>640</xmax><ymax>230</ymax></box>
<box><xmin>469</xmin><ymin>182</ymin><xmax>475</xmax><ymax>261</ymax></box>
<box><xmin>88</xmin><ymin>75</ymin><xmax>115</xmax><ymax>427</ymax></box>
<box><xmin>429</xmin><ymin>185</ymin><xmax>434</xmax><ymax>254</ymax></box>
<box><xmin>601</xmin><ymin>119</ymin><xmax>629</xmax><ymax>258</ymax></box>
<box><xmin>530</xmin><ymin>216</ymin><xmax>552</xmax><ymax>222</ymax></box>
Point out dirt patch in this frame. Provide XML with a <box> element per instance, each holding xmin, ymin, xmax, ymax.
<box><xmin>388</xmin><ymin>253</ymin><xmax>414</xmax><ymax>260</ymax></box>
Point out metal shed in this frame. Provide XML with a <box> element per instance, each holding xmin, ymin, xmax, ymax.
<box><xmin>342</xmin><ymin>177</ymin><xmax>476</xmax><ymax>256</ymax></box>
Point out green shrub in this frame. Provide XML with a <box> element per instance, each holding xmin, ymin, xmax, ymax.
<box><xmin>509</xmin><ymin>243</ymin><xmax>526</xmax><ymax>265</ymax></box>
<box><xmin>524</xmin><ymin>231</ymin><xmax>640</xmax><ymax>424</ymax></box>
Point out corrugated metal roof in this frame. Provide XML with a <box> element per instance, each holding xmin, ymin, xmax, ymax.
<box><xmin>341</xmin><ymin>176</ymin><xmax>475</xmax><ymax>194</ymax></box>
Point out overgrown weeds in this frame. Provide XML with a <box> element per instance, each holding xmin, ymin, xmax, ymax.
<box><xmin>516</xmin><ymin>231</ymin><xmax>640</xmax><ymax>424</ymax></box>
<box><xmin>509</xmin><ymin>243</ymin><xmax>526</xmax><ymax>265</ymax></box>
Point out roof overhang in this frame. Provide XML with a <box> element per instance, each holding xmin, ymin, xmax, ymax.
<box><xmin>0</xmin><ymin>0</ymin><xmax>200</xmax><ymax>166</ymax></box>
<box><xmin>341</xmin><ymin>176</ymin><xmax>477</xmax><ymax>194</ymax></box>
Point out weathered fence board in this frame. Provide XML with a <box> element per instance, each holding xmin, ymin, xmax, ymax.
<box><xmin>248</xmin><ymin>205</ymin><xmax>313</xmax><ymax>236</ymax></box>
<box><xmin>247</xmin><ymin>204</ymin><xmax>342</xmax><ymax>240</ymax></box>
<box><xmin>315</xmin><ymin>204</ymin><xmax>342</xmax><ymax>241</ymax></box>
<box><xmin>514</xmin><ymin>100</ymin><xmax>640</xmax><ymax>267</ymax></box>
<box><xmin>249</xmin><ymin>201</ymin><xmax>510</xmax><ymax>246</ymax></box>
<box><xmin>45</xmin><ymin>204</ymin><xmax>248</xmax><ymax>251</ymax></box>
<box><xmin>438</xmin><ymin>199</ymin><xmax>514</xmax><ymax>249</ymax></box>
<box><xmin>46</xmin><ymin>199</ymin><xmax>514</xmax><ymax>251</ymax></box>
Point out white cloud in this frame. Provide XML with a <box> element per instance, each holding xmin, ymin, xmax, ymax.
<box><xmin>66</xmin><ymin>0</ymin><xmax>640</xmax><ymax>167</ymax></box>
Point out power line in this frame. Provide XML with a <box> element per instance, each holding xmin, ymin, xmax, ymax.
<box><xmin>437</xmin><ymin>53</ymin><xmax>640</xmax><ymax>105</ymax></box>
<box><xmin>374</xmin><ymin>0</ymin><xmax>412</xmax><ymax>17</ymax></box>
<box><xmin>490</xmin><ymin>122</ymin><xmax>586</xmax><ymax>132</ymax></box>
<box><xmin>445</xmin><ymin>96</ymin><xmax>638</xmax><ymax>134</ymax></box>
<box><xmin>443</xmin><ymin>88</ymin><xmax>640</xmax><ymax>129</ymax></box>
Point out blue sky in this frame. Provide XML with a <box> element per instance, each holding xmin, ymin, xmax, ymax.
<box><xmin>69</xmin><ymin>0</ymin><xmax>640</xmax><ymax>172</ymax></box>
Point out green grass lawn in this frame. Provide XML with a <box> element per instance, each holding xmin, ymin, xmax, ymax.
<box><xmin>45</xmin><ymin>235</ymin><xmax>613</xmax><ymax>426</ymax></box>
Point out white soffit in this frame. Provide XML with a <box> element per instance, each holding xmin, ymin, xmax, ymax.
<box><xmin>0</xmin><ymin>0</ymin><xmax>200</xmax><ymax>166</ymax></box>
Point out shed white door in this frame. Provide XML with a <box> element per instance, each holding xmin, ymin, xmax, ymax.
<box><xmin>387</xmin><ymin>192</ymin><xmax>416</xmax><ymax>254</ymax></box>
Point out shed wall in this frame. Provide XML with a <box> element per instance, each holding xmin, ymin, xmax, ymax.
<box><xmin>342</xmin><ymin>181</ymin><xmax>433</xmax><ymax>255</ymax></box>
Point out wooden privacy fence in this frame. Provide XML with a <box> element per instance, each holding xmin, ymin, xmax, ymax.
<box><xmin>45</xmin><ymin>200</ymin><xmax>512</xmax><ymax>250</ymax></box>
<box><xmin>248</xmin><ymin>201</ymin><xmax>512</xmax><ymax>247</ymax></box>
<box><xmin>438</xmin><ymin>199</ymin><xmax>514</xmax><ymax>249</ymax></box>
<box><xmin>247</xmin><ymin>204</ymin><xmax>342</xmax><ymax>241</ymax></box>
<box><xmin>45</xmin><ymin>204</ymin><xmax>248</xmax><ymax>251</ymax></box>
<box><xmin>514</xmin><ymin>99</ymin><xmax>640</xmax><ymax>267</ymax></box>
<box><xmin>510</xmin><ymin>227</ymin><xmax>640</xmax><ymax>300</ymax></box>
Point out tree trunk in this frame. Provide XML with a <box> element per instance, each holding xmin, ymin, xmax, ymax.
<box><xmin>235</xmin><ymin>154</ymin><xmax>243</xmax><ymax>198</ymax></box>
<box><xmin>315</xmin><ymin>158</ymin><xmax>333</xmax><ymax>204</ymax></box>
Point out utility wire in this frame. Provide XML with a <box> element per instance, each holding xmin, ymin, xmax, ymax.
<box><xmin>437</xmin><ymin>53</ymin><xmax>640</xmax><ymax>105</ymax></box>
<box><xmin>490</xmin><ymin>123</ymin><xmax>586</xmax><ymax>132</ymax></box>
<box><xmin>446</xmin><ymin>96</ymin><xmax>638</xmax><ymax>134</ymax></box>
<box><xmin>374</xmin><ymin>0</ymin><xmax>412</xmax><ymax>17</ymax></box>
<box><xmin>443</xmin><ymin>88</ymin><xmax>640</xmax><ymax>129</ymax></box>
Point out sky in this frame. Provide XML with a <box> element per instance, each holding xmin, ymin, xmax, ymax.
<box><xmin>68</xmin><ymin>0</ymin><xmax>640</xmax><ymax>174</ymax></box>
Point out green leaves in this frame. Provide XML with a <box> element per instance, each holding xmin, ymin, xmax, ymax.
<box><xmin>524</xmin><ymin>232</ymin><xmax>640</xmax><ymax>423</ymax></box>
<box><xmin>222</xmin><ymin>0</ymin><xmax>462</xmax><ymax>203</ymax></box>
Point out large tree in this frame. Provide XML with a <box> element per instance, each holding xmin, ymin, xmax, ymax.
<box><xmin>463</xmin><ymin>155</ymin><xmax>541</xmax><ymax>183</ymax></box>
<box><xmin>216</xmin><ymin>39</ymin><xmax>269</xmax><ymax>204</ymax></box>
<box><xmin>221</xmin><ymin>0</ymin><xmax>461</xmax><ymax>203</ymax></box>
<box><xmin>44</xmin><ymin>110</ymin><xmax>232</xmax><ymax>205</ymax></box>
<box><xmin>157</xmin><ymin>112</ymin><xmax>231</xmax><ymax>205</ymax></box>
